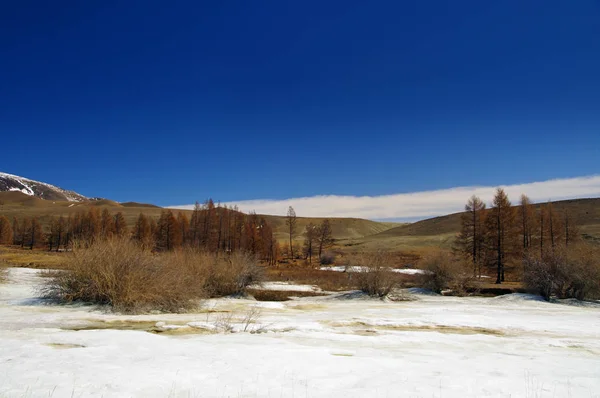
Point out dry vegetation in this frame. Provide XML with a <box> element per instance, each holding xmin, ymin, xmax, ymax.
<box><xmin>349</xmin><ymin>252</ymin><xmax>400</xmax><ymax>297</ymax></box>
<box><xmin>418</xmin><ymin>251</ymin><xmax>474</xmax><ymax>294</ymax></box>
<box><xmin>41</xmin><ymin>238</ymin><xmax>263</xmax><ymax>313</ymax></box>
<box><xmin>523</xmin><ymin>244</ymin><xmax>600</xmax><ymax>300</ymax></box>
<box><xmin>0</xmin><ymin>245</ymin><xmax>67</xmax><ymax>269</ymax></box>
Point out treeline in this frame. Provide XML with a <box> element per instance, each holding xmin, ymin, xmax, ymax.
<box><xmin>455</xmin><ymin>189</ymin><xmax>580</xmax><ymax>284</ymax></box>
<box><xmin>0</xmin><ymin>200</ymin><xmax>279</xmax><ymax>264</ymax></box>
<box><xmin>4</xmin><ymin>209</ymin><xmax>129</xmax><ymax>251</ymax></box>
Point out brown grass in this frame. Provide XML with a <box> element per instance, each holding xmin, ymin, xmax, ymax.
<box><xmin>41</xmin><ymin>238</ymin><xmax>263</xmax><ymax>313</ymax></box>
<box><xmin>0</xmin><ymin>246</ymin><xmax>68</xmax><ymax>269</ymax></box>
<box><xmin>265</xmin><ymin>267</ymin><xmax>356</xmax><ymax>291</ymax></box>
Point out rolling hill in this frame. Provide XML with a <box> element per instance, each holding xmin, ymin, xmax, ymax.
<box><xmin>2</xmin><ymin>172</ymin><xmax>599</xmax><ymax>248</ymax></box>
<box><xmin>0</xmin><ymin>191</ymin><xmax>400</xmax><ymax>241</ymax></box>
<box><xmin>347</xmin><ymin>197</ymin><xmax>600</xmax><ymax>251</ymax></box>
<box><xmin>0</xmin><ymin>171</ymin><xmax>401</xmax><ymax>241</ymax></box>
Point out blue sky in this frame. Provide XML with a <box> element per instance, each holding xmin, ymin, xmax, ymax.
<box><xmin>1</xmin><ymin>1</ymin><xmax>599</xmax><ymax>216</ymax></box>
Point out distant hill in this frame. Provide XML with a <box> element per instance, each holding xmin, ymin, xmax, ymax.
<box><xmin>350</xmin><ymin>197</ymin><xmax>600</xmax><ymax>251</ymax></box>
<box><xmin>0</xmin><ymin>192</ymin><xmax>399</xmax><ymax>241</ymax></box>
<box><xmin>0</xmin><ymin>172</ymin><xmax>87</xmax><ymax>202</ymax></box>
<box><xmin>261</xmin><ymin>215</ymin><xmax>404</xmax><ymax>241</ymax></box>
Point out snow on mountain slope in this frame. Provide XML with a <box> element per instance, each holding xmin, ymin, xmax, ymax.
<box><xmin>0</xmin><ymin>172</ymin><xmax>87</xmax><ymax>202</ymax></box>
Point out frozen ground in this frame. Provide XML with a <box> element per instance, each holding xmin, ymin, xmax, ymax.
<box><xmin>319</xmin><ymin>265</ymin><xmax>427</xmax><ymax>274</ymax></box>
<box><xmin>1</xmin><ymin>268</ymin><xmax>599</xmax><ymax>398</ymax></box>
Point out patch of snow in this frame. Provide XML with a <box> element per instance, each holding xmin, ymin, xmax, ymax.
<box><xmin>0</xmin><ymin>171</ymin><xmax>86</xmax><ymax>202</ymax></box>
<box><xmin>553</xmin><ymin>298</ymin><xmax>600</xmax><ymax>308</ymax></box>
<box><xmin>319</xmin><ymin>265</ymin><xmax>428</xmax><ymax>275</ymax></box>
<box><xmin>1</xmin><ymin>267</ymin><xmax>600</xmax><ymax>397</ymax></box>
<box><xmin>252</xmin><ymin>301</ymin><xmax>286</xmax><ymax>309</ymax></box>
<box><xmin>8</xmin><ymin>186</ymin><xmax>34</xmax><ymax>195</ymax></box>
<box><xmin>492</xmin><ymin>293</ymin><xmax>547</xmax><ymax>302</ymax></box>
<box><xmin>249</xmin><ymin>282</ymin><xmax>322</xmax><ymax>292</ymax></box>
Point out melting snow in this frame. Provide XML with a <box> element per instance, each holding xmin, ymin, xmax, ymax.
<box><xmin>1</xmin><ymin>267</ymin><xmax>599</xmax><ymax>397</ymax></box>
<box><xmin>319</xmin><ymin>265</ymin><xmax>428</xmax><ymax>274</ymax></box>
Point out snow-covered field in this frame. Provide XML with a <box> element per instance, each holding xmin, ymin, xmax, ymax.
<box><xmin>1</xmin><ymin>268</ymin><xmax>599</xmax><ymax>398</ymax></box>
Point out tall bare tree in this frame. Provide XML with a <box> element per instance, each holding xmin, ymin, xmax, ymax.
<box><xmin>519</xmin><ymin>194</ymin><xmax>536</xmax><ymax>251</ymax></box>
<box><xmin>100</xmin><ymin>208</ymin><xmax>115</xmax><ymax>239</ymax></box>
<box><xmin>133</xmin><ymin>213</ymin><xmax>153</xmax><ymax>249</ymax></box>
<box><xmin>155</xmin><ymin>210</ymin><xmax>182</xmax><ymax>251</ymax></box>
<box><xmin>564</xmin><ymin>209</ymin><xmax>580</xmax><ymax>247</ymax></box>
<box><xmin>541</xmin><ymin>202</ymin><xmax>562</xmax><ymax>253</ymax></box>
<box><xmin>456</xmin><ymin>195</ymin><xmax>486</xmax><ymax>277</ymax></box>
<box><xmin>113</xmin><ymin>212</ymin><xmax>128</xmax><ymax>237</ymax></box>
<box><xmin>0</xmin><ymin>215</ymin><xmax>12</xmax><ymax>245</ymax></box>
<box><xmin>316</xmin><ymin>219</ymin><xmax>334</xmax><ymax>260</ymax></box>
<box><xmin>28</xmin><ymin>217</ymin><xmax>43</xmax><ymax>250</ymax></box>
<box><xmin>486</xmin><ymin>188</ymin><xmax>516</xmax><ymax>284</ymax></box>
<box><xmin>303</xmin><ymin>222</ymin><xmax>318</xmax><ymax>264</ymax></box>
<box><xmin>285</xmin><ymin>206</ymin><xmax>297</xmax><ymax>259</ymax></box>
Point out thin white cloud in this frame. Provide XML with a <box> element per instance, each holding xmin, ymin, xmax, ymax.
<box><xmin>169</xmin><ymin>175</ymin><xmax>600</xmax><ymax>220</ymax></box>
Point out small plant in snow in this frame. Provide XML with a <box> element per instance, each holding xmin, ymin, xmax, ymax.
<box><xmin>351</xmin><ymin>251</ymin><xmax>398</xmax><ymax>298</ymax></box>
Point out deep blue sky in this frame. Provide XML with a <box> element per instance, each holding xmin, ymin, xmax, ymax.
<box><xmin>1</xmin><ymin>0</ymin><xmax>599</xmax><ymax>206</ymax></box>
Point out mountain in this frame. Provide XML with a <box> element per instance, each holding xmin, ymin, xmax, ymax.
<box><xmin>0</xmin><ymin>172</ymin><xmax>87</xmax><ymax>202</ymax></box>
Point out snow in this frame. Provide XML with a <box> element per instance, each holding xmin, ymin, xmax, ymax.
<box><xmin>319</xmin><ymin>265</ymin><xmax>428</xmax><ymax>275</ymax></box>
<box><xmin>249</xmin><ymin>281</ymin><xmax>323</xmax><ymax>292</ymax></box>
<box><xmin>1</xmin><ymin>267</ymin><xmax>600</xmax><ymax>397</ymax></box>
<box><xmin>0</xmin><ymin>171</ymin><xmax>87</xmax><ymax>202</ymax></box>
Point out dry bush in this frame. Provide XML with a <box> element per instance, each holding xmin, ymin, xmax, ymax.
<box><xmin>319</xmin><ymin>252</ymin><xmax>336</xmax><ymax>265</ymax></box>
<box><xmin>418</xmin><ymin>250</ymin><xmax>473</xmax><ymax>294</ymax></box>
<box><xmin>351</xmin><ymin>251</ymin><xmax>399</xmax><ymax>297</ymax></box>
<box><xmin>203</xmin><ymin>251</ymin><xmax>263</xmax><ymax>297</ymax></box>
<box><xmin>524</xmin><ymin>244</ymin><xmax>600</xmax><ymax>300</ymax></box>
<box><xmin>41</xmin><ymin>238</ymin><xmax>262</xmax><ymax>313</ymax></box>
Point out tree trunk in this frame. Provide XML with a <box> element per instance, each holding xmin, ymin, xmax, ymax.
<box><xmin>495</xmin><ymin>212</ymin><xmax>502</xmax><ymax>284</ymax></box>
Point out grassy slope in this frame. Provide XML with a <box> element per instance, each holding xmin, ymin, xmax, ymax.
<box><xmin>261</xmin><ymin>215</ymin><xmax>404</xmax><ymax>241</ymax></box>
<box><xmin>0</xmin><ymin>192</ymin><xmax>399</xmax><ymax>241</ymax></box>
<box><xmin>349</xmin><ymin>197</ymin><xmax>600</xmax><ymax>251</ymax></box>
<box><xmin>3</xmin><ymin>191</ymin><xmax>598</xmax><ymax>251</ymax></box>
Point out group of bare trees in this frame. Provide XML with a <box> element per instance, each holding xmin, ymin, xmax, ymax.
<box><xmin>456</xmin><ymin>189</ymin><xmax>580</xmax><ymax>284</ymax></box>
<box><xmin>303</xmin><ymin>219</ymin><xmax>334</xmax><ymax>264</ymax></box>
<box><xmin>284</xmin><ymin>206</ymin><xmax>334</xmax><ymax>264</ymax></box>
<box><xmin>5</xmin><ymin>209</ymin><xmax>130</xmax><ymax>251</ymax></box>
<box><xmin>0</xmin><ymin>200</ymin><xmax>279</xmax><ymax>264</ymax></box>
<box><xmin>141</xmin><ymin>201</ymin><xmax>279</xmax><ymax>264</ymax></box>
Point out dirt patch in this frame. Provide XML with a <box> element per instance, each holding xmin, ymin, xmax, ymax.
<box><xmin>46</xmin><ymin>343</ymin><xmax>86</xmax><ymax>349</ymax></box>
<box><xmin>62</xmin><ymin>319</ymin><xmax>159</xmax><ymax>332</ymax></box>
<box><xmin>287</xmin><ymin>303</ymin><xmax>327</xmax><ymax>311</ymax></box>
<box><xmin>149</xmin><ymin>326</ymin><xmax>216</xmax><ymax>336</ymax></box>
<box><xmin>248</xmin><ymin>288</ymin><xmax>328</xmax><ymax>302</ymax></box>
<box><xmin>325</xmin><ymin>321</ymin><xmax>505</xmax><ymax>336</ymax></box>
<box><xmin>330</xmin><ymin>352</ymin><xmax>355</xmax><ymax>357</ymax></box>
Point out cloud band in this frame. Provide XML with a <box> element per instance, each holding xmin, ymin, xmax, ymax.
<box><xmin>169</xmin><ymin>175</ymin><xmax>600</xmax><ymax>220</ymax></box>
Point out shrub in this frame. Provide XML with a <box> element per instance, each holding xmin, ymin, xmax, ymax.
<box><xmin>418</xmin><ymin>251</ymin><xmax>472</xmax><ymax>294</ymax></box>
<box><xmin>203</xmin><ymin>251</ymin><xmax>263</xmax><ymax>297</ymax></box>
<box><xmin>320</xmin><ymin>252</ymin><xmax>336</xmax><ymax>265</ymax></box>
<box><xmin>524</xmin><ymin>245</ymin><xmax>600</xmax><ymax>300</ymax></box>
<box><xmin>352</xmin><ymin>251</ymin><xmax>398</xmax><ymax>297</ymax></box>
<box><xmin>41</xmin><ymin>238</ymin><xmax>263</xmax><ymax>313</ymax></box>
